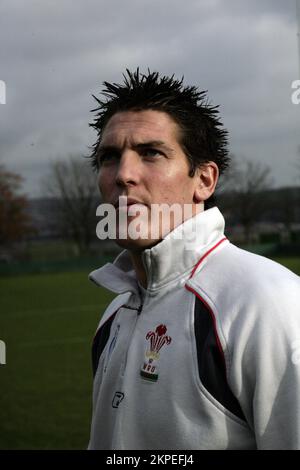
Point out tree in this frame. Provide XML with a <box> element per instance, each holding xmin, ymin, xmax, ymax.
<box><xmin>217</xmin><ymin>156</ymin><xmax>273</xmax><ymax>244</ymax></box>
<box><xmin>44</xmin><ymin>156</ymin><xmax>99</xmax><ymax>255</ymax></box>
<box><xmin>0</xmin><ymin>165</ymin><xmax>35</xmax><ymax>252</ymax></box>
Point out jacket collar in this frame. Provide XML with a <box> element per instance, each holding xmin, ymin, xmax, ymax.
<box><xmin>89</xmin><ymin>207</ymin><xmax>226</xmax><ymax>294</ymax></box>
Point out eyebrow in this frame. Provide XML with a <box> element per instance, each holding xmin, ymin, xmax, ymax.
<box><xmin>97</xmin><ymin>140</ymin><xmax>175</xmax><ymax>156</ymax></box>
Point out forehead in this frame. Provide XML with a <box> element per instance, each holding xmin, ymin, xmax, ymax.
<box><xmin>101</xmin><ymin>110</ymin><xmax>180</xmax><ymax>146</ymax></box>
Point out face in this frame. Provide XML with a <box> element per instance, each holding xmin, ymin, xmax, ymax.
<box><xmin>97</xmin><ymin>110</ymin><xmax>212</xmax><ymax>251</ymax></box>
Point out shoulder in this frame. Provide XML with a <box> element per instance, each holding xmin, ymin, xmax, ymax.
<box><xmin>224</xmin><ymin>243</ymin><xmax>299</xmax><ymax>301</ymax></box>
<box><xmin>191</xmin><ymin>241</ymin><xmax>299</xmax><ymax>298</ymax></box>
<box><xmin>187</xmin><ymin>242</ymin><xmax>300</xmax><ymax>334</ymax></box>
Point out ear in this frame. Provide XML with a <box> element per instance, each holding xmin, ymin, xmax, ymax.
<box><xmin>193</xmin><ymin>162</ymin><xmax>219</xmax><ymax>203</ymax></box>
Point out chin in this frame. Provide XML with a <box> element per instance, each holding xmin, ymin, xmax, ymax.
<box><xmin>115</xmin><ymin>236</ymin><xmax>161</xmax><ymax>252</ymax></box>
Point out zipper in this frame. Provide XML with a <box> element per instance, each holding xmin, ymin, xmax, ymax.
<box><xmin>121</xmin><ymin>300</ymin><xmax>144</xmax><ymax>376</ymax></box>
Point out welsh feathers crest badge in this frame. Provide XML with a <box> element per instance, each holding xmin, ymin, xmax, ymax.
<box><xmin>140</xmin><ymin>324</ymin><xmax>172</xmax><ymax>382</ymax></box>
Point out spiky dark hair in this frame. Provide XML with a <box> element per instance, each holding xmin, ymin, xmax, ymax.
<box><xmin>88</xmin><ymin>68</ymin><xmax>230</xmax><ymax>206</ymax></box>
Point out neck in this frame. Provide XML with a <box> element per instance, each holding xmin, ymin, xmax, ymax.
<box><xmin>128</xmin><ymin>204</ymin><xmax>205</xmax><ymax>289</ymax></box>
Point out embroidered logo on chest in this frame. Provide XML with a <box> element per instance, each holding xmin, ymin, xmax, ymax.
<box><xmin>140</xmin><ymin>324</ymin><xmax>172</xmax><ymax>382</ymax></box>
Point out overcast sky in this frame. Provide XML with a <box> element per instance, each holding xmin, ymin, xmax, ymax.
<box><xmin>0</xmin><ymin>0</ymin><xmax>299</xmax><ymax>197</ymax></box>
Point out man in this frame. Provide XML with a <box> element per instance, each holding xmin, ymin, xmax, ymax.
<box><xmin>87</xmin><ymin>69</ymin><xmax>300</xmax><ymax>450</ymax></box>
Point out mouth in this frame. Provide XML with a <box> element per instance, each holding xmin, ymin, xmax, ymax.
<box><xmin>114</xmin><ymin>196</ymin><xmax>147</xmax><ymax>210</ymax></box>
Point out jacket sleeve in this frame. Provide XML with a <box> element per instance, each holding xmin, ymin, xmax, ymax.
<box><xmin>227</xmin><ymin>274</ymin><xmax>300</xmax><ymax>449</ymax></box>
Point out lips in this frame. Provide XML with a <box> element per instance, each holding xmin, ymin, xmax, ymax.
<box><xmin>114</xmin><ymin>196</ymin><xmax>146</xmax><ymax>209</ymax></box>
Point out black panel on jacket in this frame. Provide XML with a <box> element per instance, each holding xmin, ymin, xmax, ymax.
<box><xmin>194</xmin><ymin>296</ymin><xmax>246</xmax><ymax>421</ymax></box>
<box><xmin>92</xmin><ymin>312</ymin><xmax>117</xmax><ymax>377</ymax></box>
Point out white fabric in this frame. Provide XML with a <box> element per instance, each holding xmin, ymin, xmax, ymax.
<box><xmin>88</xmin><ymin>207</ymin><xmax>300</xmax><ymax>450</ymax></box>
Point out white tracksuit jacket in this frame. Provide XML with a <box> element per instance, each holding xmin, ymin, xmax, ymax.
<box><xmin>88</xmin><ymin>207</ymin><xmax>300</xmax><ymax>450</ymax></box>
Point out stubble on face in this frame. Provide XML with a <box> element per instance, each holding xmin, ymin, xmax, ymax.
<box><xmin>97</xmin><ymin>110</ymin><xmax>203</xmax><ymax>251</ymax></box>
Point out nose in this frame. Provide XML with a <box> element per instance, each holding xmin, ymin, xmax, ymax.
<box><xmin>115</xmin><ymin>150</ymin><xmax>141</xmax><ymax>187</ymax></box>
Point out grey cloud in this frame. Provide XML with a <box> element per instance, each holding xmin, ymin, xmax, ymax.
<box><xmin>0</xmin><ymin>0</ymin><xmax>299</xmax><ymax>196</ymax></box>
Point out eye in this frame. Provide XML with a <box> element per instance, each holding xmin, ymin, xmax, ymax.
<box><xmin>98</xmin><ymin>151</ymin><xmax>120</xmax><ymax>165</ymax></box>
<box><xmin>141</xmin><ymin>148</ymin><xmax>163</xmax><ymax>158</ymax></box>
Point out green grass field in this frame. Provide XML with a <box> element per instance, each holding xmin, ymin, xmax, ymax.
<box><xmin>0</xmin><ymin>256</ymin><xmax>299</xmax><ymax>449</ymax></box>
<box><xmin>0</xmin><ymin>271</ymin><xmax>115</xmax><ymax>449</ymax></box>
